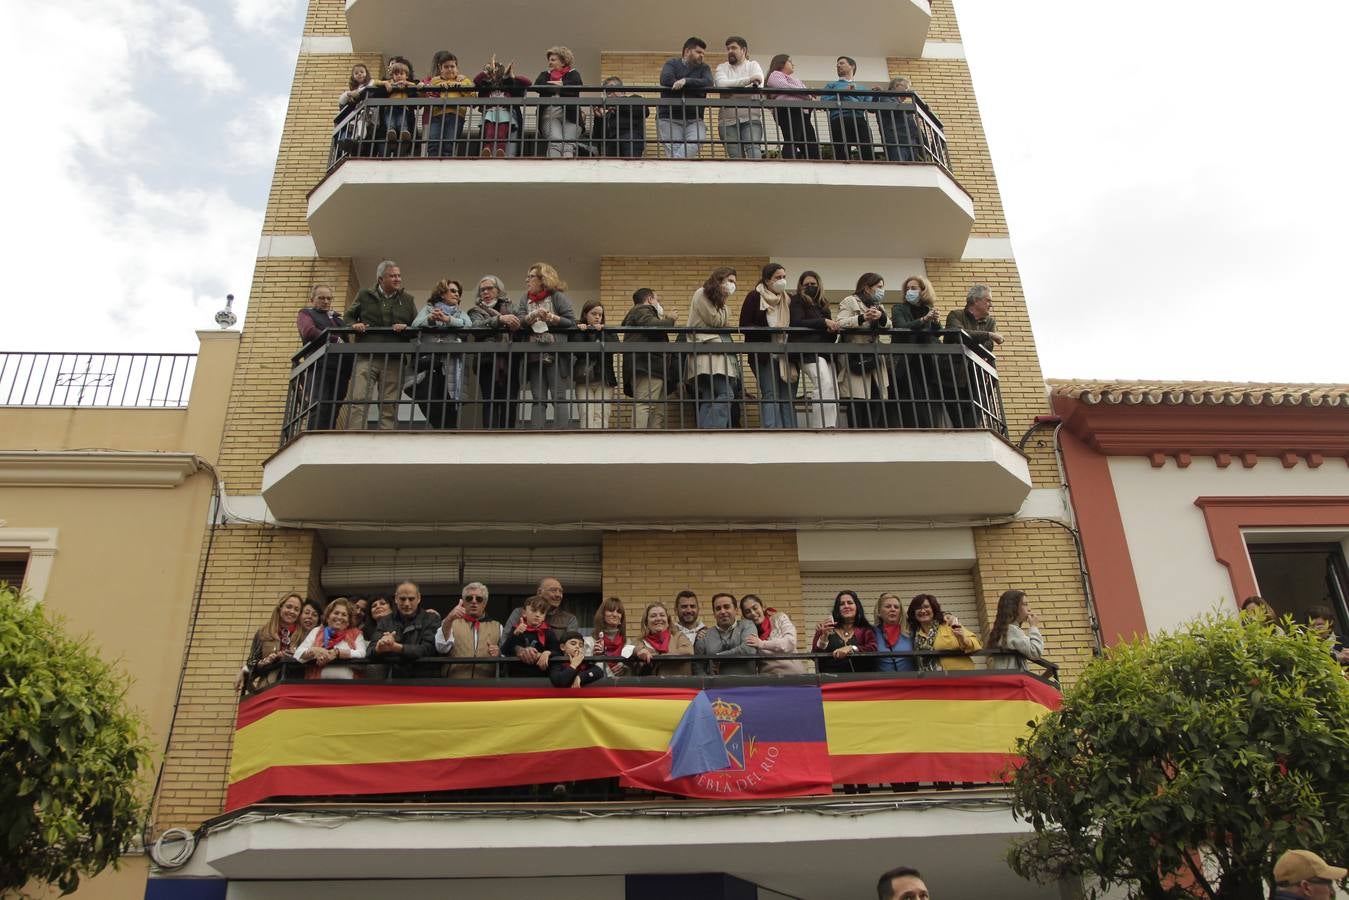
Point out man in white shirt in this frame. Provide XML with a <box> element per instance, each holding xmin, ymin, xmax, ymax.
<box><xmin>714</xmin><ymin>36</ymin><xmax>765</xmax><ymax>159</ymax></box>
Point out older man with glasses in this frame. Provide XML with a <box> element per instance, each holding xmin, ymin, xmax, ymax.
<box><xmin>435</xmin><ymin>582</ymin><xmax>503</xmax><ymax>679</ymax></box>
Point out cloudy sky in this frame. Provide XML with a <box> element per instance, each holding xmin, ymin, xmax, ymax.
<box><xmin>3</xmin><ymin>1</ymin><xmax>1346</xmax><ymax>384</ymax></box>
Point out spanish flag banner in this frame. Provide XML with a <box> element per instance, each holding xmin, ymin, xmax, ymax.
<box><xmin>226</xmin><ymin>676</ymin><xmax>1059</xmax><ymax>809</ymax></box>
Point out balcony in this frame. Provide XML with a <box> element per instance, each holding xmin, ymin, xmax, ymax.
<box><xmin>259</xmin><ymin>328</ymin><xmax>1032</xmax><ymax>525</ymax></box>
<box><xmin>308</xmin><ymin>91</ymin><xmax>975</xmax><ymax>279</ymax></box>
<box><xmin>205</xmin><ymin>663</ymin><xmax>1059</xmax><ymax>896</ymax></box>
<box><xmin>344</xmin><ymin>0</ymin><xmax>933</xmax><ymax>79</ymax></box>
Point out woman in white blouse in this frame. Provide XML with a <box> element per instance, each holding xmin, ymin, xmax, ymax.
<box><xmin>986</xmin><ymin>589</ymin><xmax>1044</xmax><ymax>671</ymax></box>
<box><xmin>294</xmin><ymin>597</ymin><xmax>368</xmax><ymax>679</ymax></box>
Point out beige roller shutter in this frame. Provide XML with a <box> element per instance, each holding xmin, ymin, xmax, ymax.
<box><xmin>800</xmin><ymin>569</ymin><xmax>982</xmax><ymax>641</ymax></box>
<box><xmin>323</xmin><ymin>546</ymin><xmax>601</xmax><ymax>594</ymax></box>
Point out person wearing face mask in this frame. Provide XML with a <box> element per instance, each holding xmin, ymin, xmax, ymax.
<box><xmin>739</xmin><ymin>262</ymin><xmax>798</xmax><ymax>429</ymax></box>
<box><xmin>837</xmin><ymin>272</ymin><xmax>892</xmax><ymax>428</ymax></box>
<box><xmin>788</xmin><ymin>271</ymin><xmax>841</xmax><ymax>428</ymax></box>
<box><xmin>889</xmin><ymin>275</ymin><xmax>942</xmax><ymax>428</ymax></box>
<box><xmin>685</xmin><ymin>266</ymin><xmax>740</xmax><ymax>429</ymax></box>
<box><xmin>620</xmin><ymin>288</ymin><xmax>677</xmax><ymax>428</ymax></box>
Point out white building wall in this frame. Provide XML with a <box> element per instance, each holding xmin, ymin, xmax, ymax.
<box><xmin>1106</xmin><ymin>456</ymin><xmax>1349</xmax><ymax>635</ymax></box>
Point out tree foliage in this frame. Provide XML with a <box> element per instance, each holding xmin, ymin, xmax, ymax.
<box><xmin>1007</xmin><ymin>611</ymin><xmax>1349</xmax><ymax>899</ymax></box>
<box><xmin>0</xmin><ymin>584</ymin><xmax>152</xmax><ymax>896</ymax></box>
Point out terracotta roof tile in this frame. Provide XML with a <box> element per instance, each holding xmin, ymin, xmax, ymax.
<box><xmin>1047</xmin><ymin>380</ymin><xmax>1349</xmax><ymax>408</ymax></box>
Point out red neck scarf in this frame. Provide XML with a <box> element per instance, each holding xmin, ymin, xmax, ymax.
<box><xmin>645</xmin><ymin>629</ymin><xmax>671</xmax><ymax>654</ymax></box>
<box><xmin>548</xmin><ymin>67</ymin><xmax>572</xmax><ymax>82</ymax></box>
<box><xmin>882</xmin><ymin>623</ymin><xmax>903</xmax><ymax>649</ymax></box>
<box><xmin>322</xmin><ymin>626</ymin><xmax>356</xmax><ymax>650</ymax></box>
<box><xmin>757</xmin><ymin>609</ymin><xmax>777</xmax><ymax>641</ymax></box>
<box><xmin>600</xmin><ymin>630</ymin><xmax>625</xmax><ymax>657</ymax></box>
<box><xmin>527</xmin><ymin>289</ymin><xmax>551</xmax><ymax>304</ymax></box>
<box><xmin>521</xmin><ymin>623</ymin><xmax>549</xmax><ymax>645</ymax></box>
<box><xmin>464</xmin><ymin>615</ymin><xmax>481</xmax><ymax>631</ymax></box>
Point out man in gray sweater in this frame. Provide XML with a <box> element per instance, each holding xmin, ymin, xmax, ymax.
<box><xmin>695</xmin><ymin>592</ymin><xmax>756</xmax><ymax>675</ymax></box>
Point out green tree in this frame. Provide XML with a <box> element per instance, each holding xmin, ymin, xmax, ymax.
<box><xmin>1007</xmin><ymin>611</ymin><xmax>1349</xmax><ymax>899</ymax></box>
<box><xmin>0</xmin><ymin>584</ymin><xmax>152</xmax><ymax>896</ymax></box>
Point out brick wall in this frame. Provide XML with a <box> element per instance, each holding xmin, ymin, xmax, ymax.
<box><xmin>603</xmin><ymin>531</ymin><xmax>805</xmax><ymax>637</ymax></box>
<box><xmin>974</xmin><ymin>522</ymin><xmax>1096</xmax><ymax>684</ymax></box>
<box><xmin>153</xmin><ymin>526</ymin><xmax>323</xmax><ymax>832</ymax></box>
<box><xmin>218</xmin><ymin>257</ymin><xmax>358</xmax><ymax>491</ymax></box>
<box><xmin>927</xmin><ymin>0</ymin><xmax>964</xmax><ymax>44</ymax></box>
<box><xmin>303</xmin><ymin>0</ymin><xmax>350</xmax><ymax>36</ymax></box>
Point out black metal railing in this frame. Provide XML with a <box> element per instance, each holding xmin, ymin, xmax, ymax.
<box><xmin>329</xmin><ymin>86</ymin><xmax>950</xmax><ymax>171</ymax></box>
<box><xmin>0</xmin><ymin>352</ymin><xmax>197</xmax><ymax>408</ymax></box>
<box><xmin>281</xmin><ymin>327</ymin><xmax>1004</xmax><ymax>443</ymax></box>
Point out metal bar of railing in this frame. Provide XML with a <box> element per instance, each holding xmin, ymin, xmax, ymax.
<box><xmin>0</xmin><ymin>351</ymin><xmax>197</xmax><ymax>408</ymax></box>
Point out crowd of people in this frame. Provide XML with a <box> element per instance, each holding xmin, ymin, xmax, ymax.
<box><xmin>296</xmin><ymin>260</ymin><xmax>1003</xmax><ymax>433</ymax></box>
<box><xmin>234</xmin><ymin>577</ymin><xmax>1047</xmax><ymax>692</ymax></box>
<box><xmin>335</xmin><ymin>37</ymin><xmax>935</xmax><ymax>162</ymax></box>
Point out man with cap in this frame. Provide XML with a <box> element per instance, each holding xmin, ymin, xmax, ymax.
<box><xmin>1272</xmin><ymin>850</ymin><xmax>1346</xmax><ymax>899</ymax></box>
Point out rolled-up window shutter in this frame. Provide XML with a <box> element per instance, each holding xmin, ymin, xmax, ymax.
<box><xmin>323</xmin><ymin>547</ymin><xmax>601</xmax><ymax>594</ymax></box>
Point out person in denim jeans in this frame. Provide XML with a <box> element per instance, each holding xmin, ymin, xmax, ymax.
<box><xmin>371</xmin><ymin>57</ymin><xmax>417</xmax><ymax>157</ymax></box>
<box><xmin>424</xmin><ymin>51</ymin><xmax>474</xmax><ymax>157</ymax></box>
<box><xmin>739</xmin><ymin>262</ymin><xmax>797</xmax><ymax>428</ymax></box>
<box><xmin>658</xmin><ymin>37</ymin><xmax>713</xmax><ymax>158</ymax></box>
<box><xmin>714</xmin><ymin>36</ymin><xmax>766</xmax><ymax>159</ymax></box>
<box><xmin>685</xmin><ymin>266</ymin><xmax>739</xmax><ymax>429</ymax></box>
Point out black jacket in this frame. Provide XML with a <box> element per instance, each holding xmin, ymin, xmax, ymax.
<box><xmin>658</xmin><ymin>57</ymin><xmax>713</xmax><ymax>121</ymax></box>
<box><xmin>571</xmin><ymin>330</ymin><xmax>618</xmax><ymax>387</ymax></box>
<box><xmin>620</xmin><ymin>303</ymin><xmax>678</xmax><ymax>391</ymax></box>
<box><xmin>369</xmin><ymin>609</ymin><xmax>442</xmax><ymax>674</ymax></box>
<box><xmin>501</xmin><ymin>627</ymin><xmax>562</xmax><ymax>677</ymax></box>
<box><xmin>549</xmin><ymin>658</ymin><xmax>607</xmax><ymax>688</ymax></box>
<box><xmin>534</xmin><ymin>68</ymin><xmax>585</xmax><ymax>125</ymax></box>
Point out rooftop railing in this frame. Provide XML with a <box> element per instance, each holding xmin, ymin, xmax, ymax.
<box><xmin>0</xmin><ymin>352</ymin><xmax>197</xmax><ymax>408</ymax></box>
<box><xmin>280</xmin><ymin>326</ymin><xmax>1004</xmax><ymax>443</ymax></box>
<box><xmin>327</xmin><ymin>86</ymin><xmax>951</xmax><ymax>172</ymax></box>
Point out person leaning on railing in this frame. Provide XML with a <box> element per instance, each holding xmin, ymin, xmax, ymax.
<box><xmin>369</xmin><ymin>57</ymin><xmax>419</xmax><ymax>157</ymax></box>
<box><xmin>433</xmin><ymin>582</ymin><xmax>502</xmax><ymax>679</ymax></box>
<box><xmin>368</xmin><ymin>580</ymin><xmax>442</xmax><ymax>676</ymax></box>
<box><xmin>409</xmin><ymin>278</ymin><xmax>471</xmax><ymax>429</ymax></box>
<box><xmin>550</xmin><ymin>631</ymin><xmax>607</xmax><ymax>688</ymax></box>
<box><xmin>740</xmin><ymin>263</ymin><xmax>798</xmax><ymax>429</ymax></box>
<box><xmin>362</xmin><ymin>596</ymin><xmax>391</xmax><ymax>644</ymax></box>
<box><xmin>299</xmin><ymin>597</ymin><xmax>322</xmax><ymax>634</ymax></box>
<box><xmin>295</xmin><ymin>284</ymin><xmax>350</xmax><ymax>433</ymax></box>
<box><xmin>986</xmin><ymin>589</ymin><xmax>1044</xmax><ymax>671</ymax></box>
<box><xmin>685</xmin><ymin>267</ymin><xmax>740</xmax><ymax>429</ymax></box>
<box><xmin>572</xmin><ymin>300</ymin><xmax>618</xmax><ymax>430</ymax></box>
<box><xmin>658</xmin><ymin>37</ymin><xmax>713</xmax><ymax>159</ymax></box>
<box><xmin>714</xmin><ymin>36</ymin><xmax>766</xmax><ymax>159</ymax></box>
<box><xmin>822</xmin><ymin>55</ymin><xmax>875</xmax><ymax>161</ymax></box>
<box><xmin>336</xmin><ymin>63</ymin><xmax>375</xmax><ymax>156</ymax></box>
<box><xmin>585</xmin><ymin>597</ymin><xmax>633</xmax><ymax>676</ymax></box>
<box><xmin>765</xmin><ymin>55</ymin><xmax>820</xmax><ymax>160</ymax></box>
<box><xmin>814</xmin><ymin>590</ymin><xmax>878</xmax><ymax>673</ymax></box>
<box><xmin>293</xmin><ymin>597</ymin><xmax>367</xmax><ymax>680</ymax></box>
<box><xmin>837</xmin><ymin>273</ymin><xmax>892</xmax><ymax>428</ymax></box>
<box><xmin>741</xmin><ymin>594</ymin><xmax>805</xmax><ymax>674</ymax></box>
<box><xmin>591</xmin><ymin>77</ymin><xmax>648</xmax><ymax>158</ymax></box>
<box><xmin>515</xmin><ymin>262</ymin><xmax>576</xmax><ymax>429</ymax></box>
<box><xmin>888</xmin><ymin>275</ymin><xmax>942</xmax><ymax>428</ymax></box>
<box><xmin>344</xmin><ymin>259</ymin><xmax>417</xmax><ymax>430</ymax></box>
<box><xmin>233</xmin><ymin>592</ymin><xmax>304</xmax><ymax>693</ymax></box>
<box><xmin>633</xmin><ymin>601</ymin><xmax>694</xmax><ymax>676</ymax></box>
<box><xmin>474</xmin><ymin>56</ymin><xmax>532</xmax><ymax>158</ymax></box>
<box><xmin>907</xmin><ymin>593</ymin><xmax>981</xmax><ymax>672</ymax></box>
<box><xmin>501</xmin><ymin>595</ymin><xmax>561</xmax><ymax>677</ymax></box>
<box><xmin>422</xmin><ymin>50</ymin><xmax>475</xmax><ymax>158</ymax></box>
<box><xmin>787</xmin><ymin>271</ymin><xmax>841</xmax><ymax>429</ymax></box>
<box><xmin>533</xmin><ymin>46</ymin><xmax>585</xmax><ymax>158</ymax></box>
<box><xmin>941</xmin><ymin>283</ymin><xmax>1003</xmax><ymax>429</ymax></box>
<box><xmin>694</xmin><ymin>593</ymin><xmax>757</xmax><ymax>675</ymax></box>
<box><xmin>873</xmin><ymin>592</ymin><xmax>916</xmax><ymax>673</ymax></box>
<box><xmin>467</xmin><ymin>275</ymin><xmax>523</xmax><ymax>429</ymax></box>
<box><xmin>875</xmin><ymin>76</ymin><xmax>920</xmax><ymax>163</ymax></box>
<box><xmin>620</xmin><ymin>288</ymin><xmax>677</xmax><ymax>428</ymax></box>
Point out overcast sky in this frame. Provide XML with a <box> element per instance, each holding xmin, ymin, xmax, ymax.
<box><xmin>3</xmin><ymin>0</ymin><xmax>1345</xmax><ymax>384</ymax></box>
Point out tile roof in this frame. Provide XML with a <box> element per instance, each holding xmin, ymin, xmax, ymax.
<box><xmin>1047</xmin><ymin>380</ymin><xmax>1349</xmax><ymax>408</ymax></box>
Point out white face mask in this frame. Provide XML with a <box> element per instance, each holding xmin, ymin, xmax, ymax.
<box><xmin>723</xmin><ymin>282</ymin><xmax>737</xmax><ymax>296</ymax></box>
<box><xmin>771</xmin><ymin>279</ymin><xmax>789</xmax><ymax>293</ymax></box>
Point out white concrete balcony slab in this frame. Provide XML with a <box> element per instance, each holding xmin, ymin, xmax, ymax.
<box><xmin>344</xmin><ymin>0</ymin><xmax>932</xmax><ymax>78</ymax></box>
<box><xmin>308</xmin><ymin>158</ymin><xmax>975</xmax><ymax>275</ymax></box>
<box><xmin>260</xmin><ymin>430</ymin><xmax>1031</xmax><ymax>526</ymax></box>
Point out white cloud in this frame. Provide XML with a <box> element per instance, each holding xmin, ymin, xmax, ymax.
<box><xmin>224</xmin><ymin>94</ymin><xmax>290</xmax><ymax>170</ymax></box>
<box><xmin>232</xmin><ymin>0</ymin><xmax>302</xmax><ymax>34</ymax></box>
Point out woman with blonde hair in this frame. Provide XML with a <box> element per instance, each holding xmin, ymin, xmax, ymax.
<box><xmin>873</xmin><ymin>592</ymin><xmax>915</xmax><ymax>672</ymax></box>
<box><xmin>513</xmin><ymin>262</ymin><xmax>576</xmax><ymax>428</ymax></box>
<box><xmin>633</xmin><ymin>602</ymin><xmax>694</xmax><ymax>676</ymax></box>
<box><xmin>534</xmin><ymin>46</ymin><xmax>584</xmax><ymax>158</ymax></box>
<box><xmin>234</xmin><ymin>592</ymin><xmax>304</xmax><ymax>692</ymax></box>
<box><xmin>294</xmin><ymin>597</ymin><xmax>368</xmax><ymax>679</ymax></box>
<box><xmin>889</xmin><ymin>274</ymin><xmax>942</xmax><ymax>427</ymax></box>
<box><xmin>685</xmin><ymin>266</ymin><xmax>740</xmax><ymax>429</ymax></box>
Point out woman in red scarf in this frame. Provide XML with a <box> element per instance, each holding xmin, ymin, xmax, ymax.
<box><xmin>741</xmin><ymin>594</ymin><xmax>805</xmax><ymax>674</ymax></box>
<box><xmin>294</xmin><ymin>597</ymin><xmax>367</xmax><ymax>679</ymax></box>
<box><xmin>235</xmin><ymin>592</ymin><xmax>304</xmax><ymax>692</ymax></box>
<box><xmin>514</xmin><ymin>262</ymin><xmax>577</xmax><ymax>429</ymax></box>
<box><xmin>585</xmin><ymin>596</ymin><xmax>633</xmax><ymax>675</ymax></box>
<box><xmin>534</xmin><ymin>46</ymin><xmax>584</xmax><ymax>157</ymax></box>
<box><xmin>633</xmin><ymin>602</ymin><xmax>694</xmax><ymax>676</ymax></box>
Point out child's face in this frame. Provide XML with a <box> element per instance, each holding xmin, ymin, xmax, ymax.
<box><xmin>439</xmin><ymin>59</ymin><xmax>458</xmax><ymax>79</ymax></box>
<box><xmin>523</xmin><ymin>607</ymin><xmax>547</xmax><ymax>627</ymax></box>
<box><xmin>562</xmin><ymin>638</ymin><xmax>584</xmax><ymax>654</ymax></box>
<box><xmin>353</xmin><ymin>66</ymin><xmax>369</xmax><ymax>84</ymax></box>
<box><xmin>388</xmin><ymin>64</ymin><xmax>409</xmax><ymax>81</ymax></box>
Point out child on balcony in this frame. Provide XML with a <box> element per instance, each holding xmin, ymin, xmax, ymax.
<box><xmin>474</xmin><ymin>56</ymin><xmax>531</xmax><ymax>157</ymax></box>
<box><xmin>423</xmin><ymin>51</ymin><xmax>475</xmax><ymax>157</ymax></box>
<box><xmin>337</xmin><ymin>63</ymin><xmax>376</xmax><ymax>157</ymax></box>
<box><xmin>500</xmin><ymin>595</ymin><xmax>560</xmax><ymax>676</ymax></box>
<box><xmin>549</xmin><ymin>631</ymin><xmax>607</xmax><ymax>688</ymax></box>
<box><xmin>370</xmin><ymin>57</ymin><xmax>418</xmax><ymax>156</ymax></box>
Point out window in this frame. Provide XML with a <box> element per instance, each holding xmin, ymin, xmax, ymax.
<box><xmin>1247</xmin><ymin>542</ymin><xmax>1349</xmax><ymax>633</ymax></box>
<box><xmin>0</xmin><ymin>554</ymin><xmax>27</xmax><ymax>592</ymax></box>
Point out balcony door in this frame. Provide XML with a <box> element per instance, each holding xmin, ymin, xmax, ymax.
<box><xmin>1247</xmin><ymin>541</ymin><xmax>1349</xmax><ymax>633</ymax></box>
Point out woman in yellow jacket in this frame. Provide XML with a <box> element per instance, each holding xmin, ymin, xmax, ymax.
<box><xmin>906</xmin><ymin>592</ymin><xmax>981</xmax><ymax>671</ymax></box>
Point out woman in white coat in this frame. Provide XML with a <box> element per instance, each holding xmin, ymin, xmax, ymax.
<box><xmin>986</xmin><ymin>589</ymin><xmax>1045</xmax><ymax>671</ymax></box>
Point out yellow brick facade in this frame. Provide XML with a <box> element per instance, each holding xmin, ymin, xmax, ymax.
<box><xmin>303</xmin><ymin>0</ymin><xmax>351</xmax><ymax>36</ymax></box>
<box><xmin>154</xmin><ymin>526</ymin><xmax>323</xmax><ymax>831</ymax></box>
<box><xmin>926</xmin><ymin>0</ymin><xmax>964</xmax><ymax>47</ymax></box>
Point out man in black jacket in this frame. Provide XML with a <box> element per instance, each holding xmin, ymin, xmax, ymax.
<box><xmin>658</xmin><ymin>37</ymin><xmax>713</xmax><ymax>158</ymax></box>
<box><xmin>620</xmin><ymin>288</ymin><xmax>676</xmax><ymax>428</ymax></box>
<box><xmin>370</xmin><ymin>581</ymin><xmax>441</xmax><ymax>677</ymax></box>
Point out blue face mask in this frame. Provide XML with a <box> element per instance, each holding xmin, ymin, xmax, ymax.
<box><xmin>872</xmin><ymin>288</ymin><xmax>886</xmax><ymax>302</ymax></box>
<box><xmin>905</xmin><ymin>289</ymin><xmax>921</xmax><ymax>304</ymax></box>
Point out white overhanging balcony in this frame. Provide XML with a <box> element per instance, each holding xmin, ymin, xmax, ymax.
<box><xmin>344</xmin><ymin>0</ymin><xmax>933</xmax><ymax>75</ymax></box>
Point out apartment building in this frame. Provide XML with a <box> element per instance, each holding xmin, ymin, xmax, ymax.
<box><xmin>135</xmin><ymin>1</ymin><xmax>1099</xmax><ymax>898</ymax></box>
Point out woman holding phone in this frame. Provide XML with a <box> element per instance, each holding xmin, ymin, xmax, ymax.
<box><xmin>907</xmin><ymin>593</ymin><xmax>980</xmax><ymax>671</ymax></box>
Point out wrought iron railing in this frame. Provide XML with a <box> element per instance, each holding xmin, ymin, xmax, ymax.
<box><xmin>280</xmin><ymin>327</ymin><xmax>1004</xmax><ymax>443</ymax></box>
<box><xmin>328</xmin><ymin>86</ymin><xmax>950</xmax><ymax>171</ymax></box>
<box><xmin>0</xmin><ymin>352</ymin><xmax>197</xmax><ymax>408</ymax></box>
